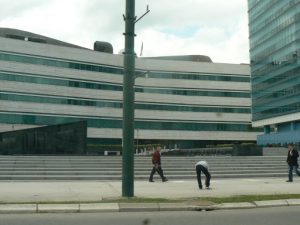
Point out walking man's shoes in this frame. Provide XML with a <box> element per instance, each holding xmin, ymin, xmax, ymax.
<box><xmin>149</xmin><ymin>179</ymin><xmax>154</xmax><ymax>182</ymax></box>
<box><xmin>162</xmin><ymin>177</ymin><xmax>168</xmax><ymax>182</ymax></box>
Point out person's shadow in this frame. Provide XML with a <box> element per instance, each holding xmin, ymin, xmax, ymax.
<box><xmin>143</xmin><ymin>218</ymin><xmax>150</xmax><ymax>225</ymax></box>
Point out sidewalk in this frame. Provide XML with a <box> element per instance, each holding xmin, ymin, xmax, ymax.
<box><xmin>0</xmin><ymin>178</ymin><xmax>300</xmax><ymax>213</ymax></box>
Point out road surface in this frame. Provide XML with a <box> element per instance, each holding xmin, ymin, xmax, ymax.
<box><xmin>0</xmin><ymin>206</ymin><xmax>299</xmax><ymax>225</ymax></box>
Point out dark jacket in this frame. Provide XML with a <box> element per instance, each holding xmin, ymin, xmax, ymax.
<box><xmin>287</xmin><ymin>148</ymin><xmax>299</xmax><ymax>166</ymax></box>
<box><xmin>152</xmin><ymin>150</ymin><xmax>161</xmax><ymax>165</ymax></box>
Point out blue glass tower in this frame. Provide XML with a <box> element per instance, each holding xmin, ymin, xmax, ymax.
<box><xmin>248</xmin><ymin>0</ymin><xmax>300</xmax><ymax>145</ymax></box>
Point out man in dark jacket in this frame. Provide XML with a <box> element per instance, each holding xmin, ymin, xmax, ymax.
<box><xmin>286</xmin><ymin>143</ymin><xmax>300</xmax><ymax>182</ymax></box>
<box><xmin>149</xmin><ymin>145</ymin><xmax>168</xmax><ymax>182</ymax></box>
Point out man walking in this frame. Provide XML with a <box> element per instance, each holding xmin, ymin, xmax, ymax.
<box><xmin>195</xmin><ymin>160</ymin><xmax>211</xmax><ymax>189</ymax></box>
<box><xmin>149</xmin><ymin>145</ymin><xmax>168</xmax><ymax>182</ymax></box>
<box><xmin>286</xmin><ymin>143</ymin><xmax>300</xmax><ymax>182</ymax></box>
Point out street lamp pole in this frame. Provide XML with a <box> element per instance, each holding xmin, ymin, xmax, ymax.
<box><xmin>122</xmin><ymin>0</ymin><xmax>136</xmax><ymax>197</ymax></box>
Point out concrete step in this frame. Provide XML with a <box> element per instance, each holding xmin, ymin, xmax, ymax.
<box><xmin>0</xmin><ymin>165</ymin><xmax>288</xmax><ymax>172</ymax></box>
<box><xmin>0</xmin><ymin>155</ymin><xmax>291</xmax><ymax>180</ymax></box>
<box><xmin>0</xmin><ymin>172</ymin><xmax>288</xmax><ymax>180</ymax></box>
<box><xmin>0</xmin><ymin>168</ymin><xmax>289</xmax><ymax>175</ymax></box>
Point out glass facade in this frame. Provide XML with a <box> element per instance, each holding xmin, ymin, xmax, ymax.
<box><xmin>248</xmin><ymin>0</ymin><xmax>300</xmax><ymax>145</ymax></box>
<box><xmin>248</xmin><ymin>0</ymin><xmax>300</xmax><ymax>121</ymax></box>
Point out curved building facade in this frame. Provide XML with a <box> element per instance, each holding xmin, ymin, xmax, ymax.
<box><xmin>0</xmin><ymin>28</ymin><xmax>261</xmax><ymax>150</ymax></box>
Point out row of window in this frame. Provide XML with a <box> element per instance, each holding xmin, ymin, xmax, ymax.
<box><xmin>135</xmin><ymin>88</ymin><xmax>249</xmax><ymax>98</ymax></box>
<box><xmin>252</xmin><ymin>92</ymin><xmax>300</xmax><ymax>111</ymax></box>
<box><xmin>0</xmin><ymin>71</ymin><xmax>250</xmax><ymax>98</ymax></box>
<box><xmin>251</xmin><ymin>29</ymin><xmax>299</xmax><ymax>60</ymax></box>
<box><xmin>253</xmin><ymin>81</ymin><xmax>300</xmax><ymax>101</ymax></box>
<box><xmin>251</xmin><ymin>65</ymin><xmax>300</xmax><ymax>113</ymax></box>
<box><xmin>0</xmin><ymin>113</ymin><xmax>260</xmax><ymax>132</ymax></box>
<box><xmin>248</xmin><ymin>0</ymin><xmax>280</xmax><ymax>21</ymax></box>
<box><xmin>251</xmin><ymin>36</ymin><xmax>300</xmax><ymax>75</ymax></box>
<box><xmin>253</xmin><ymin>50</ymin><xmax>300</xmax><ymax>83</ymax></box>
<box><xmin>0</xmin><ymin>92</ymin><xmax>251</xmax><ymax>114</ymax></box>
<box><xmin>250</xmin><ymin>4</ymin><xmax>299</xmax><ymax>44</ymax></box>
<box><xmin>0</xmin><ymin>51</ymin><xmax>250</xmax><ymax>82</ymax></box>
<box><xmin>249</xmin><ymin>0</ymin><xmax>296</xmax><ymax>36</ymax></box>
<box><xmin>252</xmin><ymin>70</ymin><xmax>300</xmax><ymax>92</ymax></box>
<box><xmin>135</xmin><ymin>71</ymin><xmax>249</xmax><ymax>83</ymax></box>
<box><xmin>252</xmin><ymin>102</ymin><xmax>300</xmax><ymax>121</ymax></box>
<box><xmin>252</xmin><ymin>94</ymin><xmax>300</xmax><ymax>114</ymax></box>
<box><xmin>251</xmin><ymin>56</ymin><xmax>299</xmax><ymax>86</ymax></box>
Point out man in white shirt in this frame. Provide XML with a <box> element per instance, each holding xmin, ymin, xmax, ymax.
<box><xmin>195</xmin><ymin>160</ymin><xmax>211</xmax><ymax>189</ymax></box>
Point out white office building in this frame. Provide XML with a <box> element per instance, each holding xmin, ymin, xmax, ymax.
<box><xmin>0</xmin><ymin>28</ymin><xmax>261</xmax><ymax>151</ymax></box>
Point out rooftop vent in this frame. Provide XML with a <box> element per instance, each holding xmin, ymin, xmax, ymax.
<box><xmin>5</xmin><ymin>34</ymin><xmax>25</xmax><ymax>40</ymax></box>
<box><xmin>28</xmin><ymin>37</ymin><xmax>47</xmax><ymax>43</ymax></box>
<box><xmin>94</xmin><ymin>41</ymin><xmax>113</xmax><ymax>54</ymax></box>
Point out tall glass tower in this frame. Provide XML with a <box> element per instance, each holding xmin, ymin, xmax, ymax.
<box><xmin>248</xmin><ymin>0</ymin><xmax>300</xmax><ymax>145</ymax></box>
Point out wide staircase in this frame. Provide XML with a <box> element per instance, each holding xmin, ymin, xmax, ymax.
<box><xmin>0</xmin><ymin>155</ymin><xmax>288</xmax><ymax>180</ymax></box>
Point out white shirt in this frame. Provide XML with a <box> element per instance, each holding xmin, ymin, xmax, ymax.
<box><xmin>195</xmin><ymin>161</ymin><xmax>208</xmax><ymax>169</ymax></box>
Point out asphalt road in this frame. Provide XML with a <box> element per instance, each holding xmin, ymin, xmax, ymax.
<box><xmin>1</xmin><ymin>206</ymin><xmax>300</xmax><ymax>225</ymax></box>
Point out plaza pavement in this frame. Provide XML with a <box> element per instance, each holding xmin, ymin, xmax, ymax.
<box><xmin>0</xmin><ymin>177</ymin><xmax>300</xmax><ymax>213</ymax></box>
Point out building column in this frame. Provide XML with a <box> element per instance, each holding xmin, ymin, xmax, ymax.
<box><xmin>264</xmin><ymin>125</ymin><xmax>271</xmax><ymax>134</ymax></box>
<box><xmin>291</xmin><ymin>122</ymin><xmax>296</xmax><ymax>131</ymax></box>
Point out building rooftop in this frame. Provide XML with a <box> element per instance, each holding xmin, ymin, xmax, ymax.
<box><xmin>0</xmin><ymin>27</ymin><xmax>212</xmax><ymax>62</ymax></box>
<box><xmin>0</xmin><ymin>27</ymin><xmax>87</xmax><ymax>50</ymax></box>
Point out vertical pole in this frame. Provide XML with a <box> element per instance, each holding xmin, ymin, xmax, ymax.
<box><xmin>122</xmin><ymin>0</ymin><xmax>135</xmax><ymax>197</ymax></box>
<box><xmin>137</xmin><ymin>128</ymin><xmax>139</xmax><ymax>154</ymax></box>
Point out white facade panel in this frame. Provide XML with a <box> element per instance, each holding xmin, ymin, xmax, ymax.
<box><xmin>0</xmin><ymin>100</ymin><xmax>250</xmax><ymax>123</ymax></box>
<box><xmin>88</xmin><ymin>128</ymin><xmax>259</xmax><ymax>141</ymax></box>
<box><xmin>136</xmin><ymin>58</ymin><xmax>250</xmax><ymax>75</ymax></box>
<box><xmin>136</xmin><ymin>77</ymin><xmax>250</xmax><ymax>91</ymax></box>
<box><xmin>0</xmin><ymin>81</ymin><xmax>123</xmax><ymax>101</ymax></box>
<box><xmin>0</xmin><ymin>61</ymin><xmax>249</xmax><ymax>91</ymax></box>
<box><xmin>136</xmin><ymin>92</ymin><xmax>251</xmax><ymax>106</ymax></box>
<box><xmin>0</xmin><ymin>61</ymin><xmax>122</xmax><ymax>84</ymax></box>
<box><xmin>0</xmin><ymin>80</ymin><xmax>251</xmax><ymax>107</ymax></box>
<box><xmin>252</xmin><ymin>112</ymin><xmax>300</xmax><ymax>127</ymax></box>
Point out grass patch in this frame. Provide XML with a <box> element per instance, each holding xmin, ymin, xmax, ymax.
<box><xmin>101</xmin><ymin>197</ymin><xmax>182</xmax><ymax>203</ymax></box>
<box><xmin>200</xmin><ymin>194</ymin><xmax>300</xmax><ymax>204</ymax></box>
<box><xmin>101</xmin><ymin>194</ymin><xmax>300</xmax><ymax>205</ymax></box>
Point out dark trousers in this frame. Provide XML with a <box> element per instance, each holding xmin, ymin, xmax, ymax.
<box><xmin>149</xmin><ymin>164</ymin><xmax>166</xmax><ymax>181</ymax></box>
<box><xmin>196</xmin><ymin>165</ymin><xmax>211</xmax><ymax>188</ymax></box>
<box><xmin>288</xmin><ymin>165</ymin><xmax>300</xmax><ymax>181</ymax></box>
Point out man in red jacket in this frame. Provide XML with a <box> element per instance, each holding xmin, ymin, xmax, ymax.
<box><xmin>149</xmin><ymin>145</ymin><xmax>168</xmax><ymax>182</ymax></box>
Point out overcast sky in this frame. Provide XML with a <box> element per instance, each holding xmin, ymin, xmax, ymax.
<box><xmin>0</xmin><ymin>0</ymin><xmax>249</xmax><ymax>64</ymax></box>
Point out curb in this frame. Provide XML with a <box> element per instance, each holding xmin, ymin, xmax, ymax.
<box><xmin>0</xmin><ymin>202</ymin><xmax>212</xmax><ymax>214</ymax></box>
<box><xmin>0</xmin><ymin>199</ymin><xmax>300</xmax><ymax>214</ymax></box>
<box><xmin>213</xmin><ymin>198</ymin><xmax>300</xmax><ymax>210</ymax></box>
